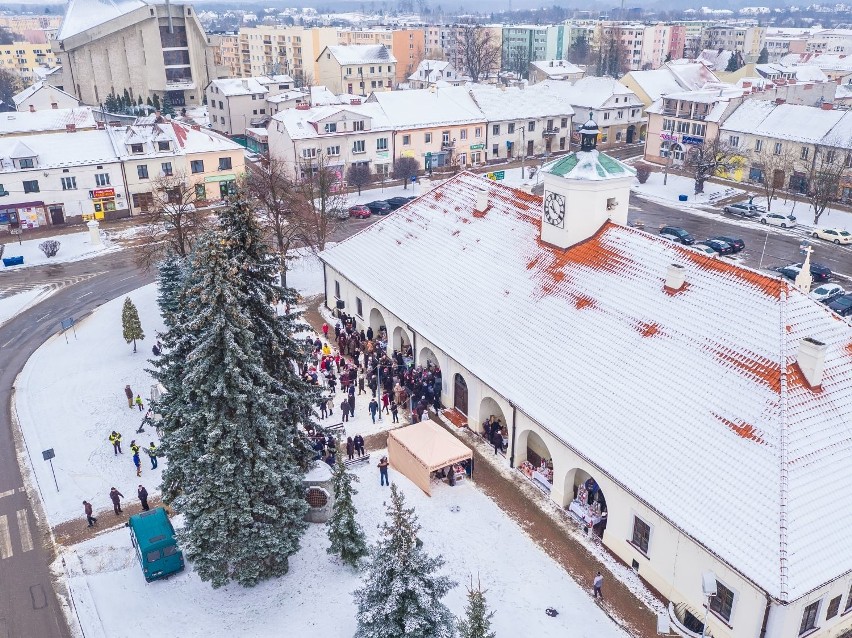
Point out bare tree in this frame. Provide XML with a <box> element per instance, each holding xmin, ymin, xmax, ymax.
<box><xmin>136</xmin><ymin>171</ymin><xmax>207</xmax><ymax>269</ymax></box>
<box><xmin>457</xmin><ymin>26</ymin><xmax>501</xmax><ymax>83</ymax></box>
<box><xmin>749</xmin><ymin>142</ymin><xmax>795</xmax><ymax>211</ymax></box>
<box><xmin>293</xmin><ymin>154</ymin><xmax>346</xmax><ymax>252</ymax></box>
<box><xmin>806</xmin><ymin>142</ymin><xmax>846</xmax><ymax>225</ymax></box>
<box><xmin>504</xmin><ymin>45</ymin><xmax>531</xmax><ymax>80</ymax></box>
<box><xmin>686</xmin><ymin>139</ymin><xmax>740</xmax><ymax>195</ymax></box>
<box><xmin>0</xmin><ymin>68</ymin><xmax>20</xmax><ymax>107</ymax></box>
<box><xmin>393</xmin><ymin>157</ymin><xmax>419</xmax><ymax>189</ymax></box>
<box><xmin>346</xmin><ymin>164</ymin><xmax>373</xmax><ymax>195</ymax></box>
<box><xmin>241</xmin><ymin>157</ymin><xmax>301</xmax><ymax>287</ymax></box>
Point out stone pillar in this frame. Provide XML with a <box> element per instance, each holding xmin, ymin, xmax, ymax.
<box><xmin>87</xmin><ymin>220</ymin><xmax>102</xmax><ymax>246</ymax></box>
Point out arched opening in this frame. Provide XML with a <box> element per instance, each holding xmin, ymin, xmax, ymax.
<box><xmin>478</xmin><ymin>396</ymin><xmax>508</xmax><ymax>454</ymax></box>
<box><xmin>369</xmin><ymin>308</ymin><xmax>387</xmax><ymax>342</ymax></box>
<box><xmin>565</xmin><ymin>467</ymin><xmax>608</xmax><ymax>538</ymax></box>
<box><xmin>639</xmin><ymin>124</ymin><xmax>647</xmax><ymax>141</ymax></box>
<box><xmin>419</xmin><ymin>346</ymin><xmax>439</xmax><ymax>368</ymax></box>
<box><xmin>392</xmin><ymin>325</ymin><xmax>411</xmax><ymax>354</ymax></box>
<box><xmin>517</xmin><ymin>429</ymin><xmax>554</xmax><ymax>493</ymax></box>
<box><xmin>626</xmin><ymin>125</ymin><xmax>636</xmax><ymax>144</ymax></box>
<box><xmin>453</xmin><ymin>373</ymin><xmax>468</xmax><ymax>415</ymax></box>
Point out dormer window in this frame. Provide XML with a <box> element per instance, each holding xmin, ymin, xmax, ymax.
<box><xmin>18</xmin><ymin>157</ymin><xmax>35</xmax><ymax>169</ymax></box>
<box><xmin>157</xmin><ymin>141</ymin><xmax>170</xmax><ymax>151</ymax></box>
<box><xmin>130</xmin><ymin>143</ymin><xmax>144</xmax><ymax>154</ymax></box>
<box><xmin>324</xmin><ymin>122</ymin><xmax>337</xmax><ymax>133</ymax></box>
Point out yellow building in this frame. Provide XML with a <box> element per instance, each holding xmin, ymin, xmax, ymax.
<box><xmin>237</xmin><ymin>25</ymin><xmax>337</xmax><ymax>82</ymax></box>
<box><xmin>0</xmin><ymin>41</ymin><xmax>58</xmax><ymax>84</ymax></box>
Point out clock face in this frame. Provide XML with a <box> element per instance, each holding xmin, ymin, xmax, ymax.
<box><xmin>543</xmin><ymin>191</ymin><xmax>566</xmax><ymax>228</ymax></box>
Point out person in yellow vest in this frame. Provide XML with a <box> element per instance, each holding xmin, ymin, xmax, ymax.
<box><xmin>147</xmin><ymin>442</ymin><xmax>158</xmax><ymax>469</ymax></box>
<box><xmin>321</xmin><ymin>342</ymin><xmax>331</xmax><ymax>357</ymax></box>
<box><xmin>109</xmin><ymin>431</ymin><xmax>122</xmax><ymax>455</ymax></box>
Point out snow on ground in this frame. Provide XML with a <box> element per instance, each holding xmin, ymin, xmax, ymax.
<box><xmin>287</xmin><ymin>246</ymin><xmax>328</xmax><ymax>298</ymax></box>
<box><xmin>65</xmin><ymin>457</ymin><xmax>628</xmax><ymax>638</ymax></box>
<box><xmin>631</xmin><ymin>172</ymin><xmax>743</xmax><ymax>207</ymax></box>
<box><xmin>0</xmin><ymin>230</ymin><xmax>118</xmax><ymax>271</ymax></box>
<box><xmin>746</xmin><ymin>195</ymin><xmax>852</xmax><ymax>230</ymax></box>
<box><xmin>0</xmin><ymin>286</ymin><xmax>51</xmax><ymax>327</ymax></box>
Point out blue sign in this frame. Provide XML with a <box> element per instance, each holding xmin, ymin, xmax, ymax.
<box><xmin>682</xmin><ymin>136</ymin><xmax>704</xmax><ymax>146</ymax></box>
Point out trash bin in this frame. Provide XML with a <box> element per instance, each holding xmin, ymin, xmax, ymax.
<box><xmin>2</xmin><ymin>256</ymin><xmax>23</xmax><ymax>267</ymax></box>
<box><xmin>678</xmin><ymin>195</ymin><xmax>688</xmax><ymax>202</ymax></box>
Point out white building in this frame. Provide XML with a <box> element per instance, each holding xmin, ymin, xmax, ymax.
<box><xmin>13</xmin><ymin>81</ymin><xmax>80</xmax><ymax>112</ymax></box>
<box><xmin>205</xmin><ymin>74</ymin><xmax>294</xmax><ymax>135</ymax></box>
<box><xmin>0</xmin><ymin>107</ymin><xmax>97</xmax><ymax>137</ymax></box>
<box><xmin>318</xmin><ymin>127</ymin><xmax>852</xmax><ymax>638</ymax></box>
<box><xmin>316</xmin><ymin>44</ymin><xmax>396</xmax><ymax>96</ymax></box>
<box><xmin>407</xmin><ymin>60</ymin><xmax>467</xmax><ymax>89</ymax></box>
<box><xmin>528</xmin><ymin>59</ymin><xmax>585</xmax><ymax>84</ymax></box>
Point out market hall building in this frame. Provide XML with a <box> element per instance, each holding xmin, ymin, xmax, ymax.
<box><xmin>318</xmin><ymin>126</ymin><xmax>852</xmax><ymax>638</ymax></box>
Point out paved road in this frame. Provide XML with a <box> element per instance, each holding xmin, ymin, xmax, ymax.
<box><xmin>0</xmin><ymin>248</ymin><xmax>154</xmax><ymax>638</ymax></box>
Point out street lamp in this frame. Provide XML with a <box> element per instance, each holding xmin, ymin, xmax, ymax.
<box><xmin>701</xmin><ymin>571</ymin><xmax>717</xmax><ymax>638</ymax></box>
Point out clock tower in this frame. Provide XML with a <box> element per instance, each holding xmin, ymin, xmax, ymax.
<box><xmin>539</xmin><ymin>116</ymin><xmax>635</xmax><ymax>250</ymax></box>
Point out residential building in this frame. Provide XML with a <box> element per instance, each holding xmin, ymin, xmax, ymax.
<box><xmin>407</xmin><ymin>59</ymin><xmax>467</xmax><ymax>89</ymax></box>
<box><xmin>502</xmin><ymin>26</ymin><xmax>549</xmax><ymax>73</ymax></box>
<box><xmin>207</xmin><ymin>33</ymin><xmax>240</xmax><ymax>78</ymax></box>
<box><xmin>0</xmin><ymin>40</ymin><xmax>58</xmax><ymax>84</ymax></box>
<box><xmin>541</xmin><ymin>77</ymin><xmax>644</xmax><ymax>146</ymax></box>
<box><xmin>318</xmin><ymin>140</ymin><xmax>852</xmax><ymax>638</ymax></box>
<box><xmin>465</xmin><ymin>84</ymin><xmax>573</xmax><ymax>160</ymax></box>
<box><xmin>367</xmin><ymin>88</ymin><xmax>486</xmax><ymax>171</ymax></box>
<box><xmin>528</xmin><ymin>59</ymin><xmax>585</xmax><ymax>84</ymax></box>
<box><xmin>0</xmin><ymin>127</ymin><xmax>126</xmax><ymax>226</ymax></box>
<box><xmin>779</xmin><ymin>53</ymin><xmax>852</xmax><ymax>83</ymax></box>
<box><xmin>13</xmin><ymin>81</ymin><xmax>80</xmax><ymax>112</ymax></box>
<box><xmin>106</xmin><ymin>118</ymin><xmax>244</xmax><ymax>214</ymax></box>
<box><xmin>268</xmin><ymin>102</ymin><xmax>393</xmax><ymax>181</ymax></box>
<box><xmin>706</xmin><ymin>24</ymin><xmax>765</xmax><ymax>62</ymax></box>
<box><xmin>424</xmin><ymin>25</ymin><xmax>464</xmax><ymax>68</ymax></box>
<box><xmin>620</xmin><ymin>61</ymin><xmax>721</xmax><ymax>107</ymax></box>
<box><xmin>0</xmin><ymin>107</ymin><xmax>97</xmax><ymax>137</ymax></box>
<box><xmin>805</xmin><ymin>29</ymin><xmax>852</xmax><ymax>55</ymax></box>
<box><xmin>316</xmin><ymin>45</ymin><xmax>396</xmax><ymax>96</ymax></box>
<box><xmin>205</xmin><ymin>74</ymin><xmax>294</xmax><ymax>135</ymax></box>
<box><xmin>336</xmin><ymin>27</ymin><xmax>425</xmax><ymax>84</ymax></box>
<box><xmin>266</xmin><ymin>89</ymin><xmax>308</xmax><ymax>117</ymax></box>
<box><xmin>52</xmin><ymin>0</ymin><xmax>214</xmax><ymax>108</ymax></box>
<box><xmin>762</xmin><ymin>27</ymin><xmax>813</xmax><ymax>62</ymax></box>
<box><xmin>237</xmin><ymin>25</ymin><xmax>337</xmax><ymax>82</ymax></box>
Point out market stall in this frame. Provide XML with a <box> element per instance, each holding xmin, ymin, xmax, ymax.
<box><xmin>568</xmin><ymin>478</ymin><xmax>608</xmax><ymax>536</ymax></box>
<box><xmin>519</xmin><ymin>459</ymin><xmax>554</xmax><ymax>493</ymax></box>
<box><xmin>387</xmin><ymin>420</ymin><xmax>473</xmax><ymax>496</ymax></box>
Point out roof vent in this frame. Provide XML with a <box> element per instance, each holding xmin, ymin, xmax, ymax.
<box><xmin>474</xmin><ymin>188</ymin><xmax>488</xmax><ymax>214</ymax></box>
<box><xmin>296</xmin><ymin>103</ymin><xmax>311</xmax><ymax>110</ymax></box>
<box><xmin>775</xmin><ymin>98</ymin><xmax>785</xmax><ymax>105</ymax></box>
<box><xmin>28</xmin><ymin>104</ymin><xmax>35</xmax><ymax>112</ymax></box>
<box><xmin>797</xmin><ymin>337</ymin><xmax>827</xmax><ymax>388</ymax></box>
<box><xmin>665</xmin><ymin>264</ymin><xmax>686</xmax><ymax>291</ymax></box>
<box><xmin>66</xmin><ymin>123</ymin><xmax>76</xmax><ymax>132</ymax></box>
<box><xmin>821</xmin><ymin>102</ymin><xmax>834</xmax><ymax>110</ymax></box>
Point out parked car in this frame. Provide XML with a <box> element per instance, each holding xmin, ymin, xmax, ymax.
<box><xmin>386</xmin><ymin>196</ymin><xmax>413</xmax><ymax>210</ymax></box>
<box><xmin>810</xmin><ymin>283</ymin><xmax>846</xmax><ymax>303</ymax></box>
<box><xmin>759</xmin><ymin>212</ymin><xmax>797</xmax><ymax>228</ymax></box>
<box><xmin>774</xmin><ymin>265</ymin><xmax>802</xmax><ymax>281</ymax></box>
<box><xmin>710</xmin><ymin>236</ymin><xmax>745</xmax><ymax>253</ymax></box>
<box><xmin>723</xmin><ymin>202</ymin><xmax>764</xmax><ymax>218</ymax></box>
<box><xmin>811</xmin><ymin>228</ymin><xmax>852</xmax><ymax>245</ymax></box>
<box><xmin>702</xmin><ymin>239</ymin><xmax>734</xmax><ymax>255</ymax></box>
<box><xmin>793</xmin><ymin>262</ymin><xmax>832</xmax><ymax>282</ymax></box>
<box><xmin>827</xmin><ymin>294</ymin><xmax>852</xmax><ymax>317</ymax></box>
<box><xmin>348</xmin><ymin>204</ymin><xmax>371</xmax><ymax>219</ymax></box>
<box><xmin>659</xmin><ymin>226</ymin><xmax>695</xmax><ymax>245</ymax></box>
<box><xmin>366</xmin><ymin>200</ymin><xmax>392</xmax><ymax>215</ymax></box>
<box><xmin>692</xmin><ymin>243</ymin><xmax>719</xmax><ymax>258</ymax></box>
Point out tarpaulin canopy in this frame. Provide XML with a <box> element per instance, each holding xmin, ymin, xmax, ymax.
<box><xmin>387</xmin><ymin>420</ymin><xmax>472</xmax><ymax>496</ymax></box>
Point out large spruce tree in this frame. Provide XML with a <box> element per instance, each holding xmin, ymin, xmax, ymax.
<box><xmin>353</xmin><ymin>484</ymin><xmax>456</xmax><ymax>638</ymax></box>
<box><xmin>159</xmin><ymin>232</ymin><xmax>308</xmax><ymax>587</ymax></box>
<box><xmin>326</xmin><ymin>457</ymin><xmax>368</xmax><ymax>567</ymax></box>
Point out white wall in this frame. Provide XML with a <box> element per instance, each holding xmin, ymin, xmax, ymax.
<box><xmin>16</xmin><ymin>87</ymin><xmax>79</xmax><ymax>113</ymax></box>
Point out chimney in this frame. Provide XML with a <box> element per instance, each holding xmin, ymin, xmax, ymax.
<box><xmin>474</xmin><ymin>188</ymin><xmax>488</xmax><ymax>214</ymax></box>
<box><xmin>742</xmin><ymin>81</ymin><xmax>751</xmax><ymax>88</ymax></box>
<box><xmin>296</xmin><ymin>103</ymin><xmax>310</xmax><ymax>110</ymax></box>
<box><xmin>775</xmin><ymin>98</ymin><xmax>785</xmax><ymax>105</ymax></box>
<box><xmin>665</xmin><ymin>264</ymin><xmax>686</xmax><ymax>291</ymax></box>
<box><xmin>788</xmin><ymin>78</ymin><xmax>796</xmax><ymax>84</ymax></box>
<box><xmin>96</xmin><ymin>120</ymin><xmax>105</xmax><ymax>129</ymax></box>
<box><xmin>28</xmin><ymin>104</ymin><xmax>35</xmax><ymax>112</ymax></box>
<box><xmin>350</xmin><ymin>98</ymin><xmax>361</xmax><ymax>105</ymax></box>
<box><xmin>66</xmin><ymin>123</ymin><xmax>77</xmax><ymax>132</ymax></box>
<box><xmin>821</xmin><ymin>102</ymin><xmax>834</xmax><ymax>110</ymax></box>
<box><xmin>797</xmin><ymin>337</ymin><xmax>827</xmax><ymax>388</ymax></box>
<box><xmin>191</xmin><ymin>124</ymin><xmax>201</xmax><ymax>130</ymax></box>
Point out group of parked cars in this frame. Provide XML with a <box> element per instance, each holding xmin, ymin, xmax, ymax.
<box><xmin>659</xmin><ymin>226</ymin><xmax>746</xmax><ymax>258</ymax></box>
<box><xmin>347</xmin><ymin>196</ymin><xmax>416</xmax><ymax>219</ymax></box>
<box><xmin>723</xmin><ymin>202</ymin><xmax>799</xmax><ymax>228</ymax></box>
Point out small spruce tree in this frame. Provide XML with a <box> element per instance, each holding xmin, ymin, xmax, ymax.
<box><xmin>457</xmin><ymin>578</ymin><xmax>496</xmax><ymax>638</ymax></box>
<box><xmin>353</xmin><ymin>483</ymin><xmax>456</xmax><ymax>638</ymax></box>
<box><xmin>326</xmin><ymin>456</ymin><xmax>368</xmax><ymax>567</ymax></box>
<box><xmin>121</xmin><ymin>297</ymin><xmax>145</xmax><ymax>353</ymax></box>
<box><xmin>757</xmin><ymin>45</ymin><xmax>769</xmax><ymax>64</ymax></box>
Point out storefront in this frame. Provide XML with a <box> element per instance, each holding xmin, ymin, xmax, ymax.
<box><xmin>517</xmin><ymin>430</ymin><xmax>554</xmax><ymax>493</ymax></box>
<box><xmin>0</xmin><ymin>201</ymin><xmax>47</xmax><ymax>229</ymax></box>
<box><xmin>204</xmin><ymin>174</ymin><xmax>237</xmax><ymax>199</ymax></box>
<box><xmin>566</xmin><ymin>470</ymin><xmax>608</xmax><ymax>537</ymax></box>
<box><xmin>85</xmin><ymin>188</ymin><xmax>117</xmax><ymax>221</ymax></box>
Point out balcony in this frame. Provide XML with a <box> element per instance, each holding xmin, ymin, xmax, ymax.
<box><xmin>542</xmin><ymin>128</ymin><xmax>559</xmax><ymax>137</ymax></box>
<box><xmin>667</xmin><ymin>602</ymin><xmax>713</xmax><ymax>638</ymax></box>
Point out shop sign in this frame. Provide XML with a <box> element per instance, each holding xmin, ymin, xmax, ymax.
<box><xmin>682</xmin><ymin>135</ymin><xmax>704</xmax><ymax>146</ymax></box>
<box><xmin>486</xmin><ymin>171</ymin><xmax>506</xmax><ymax>181</ymax></box>
<box><xmin>92</xmin><ymin>188</ymin><xmax>115</xmax><ymax>199</ymax></box>
<box><xmin>469</xmin><ymin>143</ymin><xmax>485</xmax><ymax>150</ymax></box>
<box><xmin>376</xmin><ymin>151</ymin><xmax>389</xmax><ymax>159</ymax></box>
<box><xmin>659</xmin><ymin>132</ymin><xmax>678</xmax><ymax>142</ymax></box>
<box><xmin>401</xmin><ymin>150</ymin><xmax>416</xmax><ymax>158</ymax></box>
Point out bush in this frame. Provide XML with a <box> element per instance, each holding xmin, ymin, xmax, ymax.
<box><xmin>39</xmin><ymin>240</ymin><xmax>60</xmax><ymax>258</ymax></box>
<box><xmin>635</xmin><ymin>165</ymin><xmax>651</xmax><ymax>184</ymax></box>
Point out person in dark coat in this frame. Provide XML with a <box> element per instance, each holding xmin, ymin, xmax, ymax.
<box><xmin>320</xmin><ymin>397</ymin><xmax>328</xmax><ymax>419</ymax></box>
<box><xmin>124</xmin><ymin>385</ymin><xmax>134</xmax><ymax>408</ymax></box>
<box><xmin>368</xmin><ymin>398</ymin><xmax>379</xmax><ymax>423</ymax></box>
<box><xmin>492</xmin><ymin>431</ymin><xmax>503</xmax><ymax>455</ymax></box>
<box><xmin>340</xmin><ymin>399</ymin><xmax>349</xmax><ymax>422</ymax></box>
<box><xmin>357</xmin><ymin>375</ymin><xmax>365</xmax><ymax>395</ymax></box>
<box><xmin>366</xmin><ymin>326</ymin><xmax>374</xmax><ymax>341</ymax></box>
<box><xmin>354</xmin><ymin>434</ymin><xmax>365</xmax><ymax>457</ymax></box>
<box><xmin>348</xmin><ymin>393</ymin><xmax>355</xmax><ymax>416</ymax></box>
<box><xmin>109</xmin><ymin>487</ymin><xmax>124</xmax><ymax>515</ymax></box>
<box><xmin>83</xmin><ymin>501</ymin><xmax>97</xmax><ymax>527</ymax></box>
<box><xmin>378</xmin><ymin>456</ymin><xmax>389</xmax><ymax>486</ymax></box>
<box><xmin>346</xmin><ymin>437</ymin><xmax>355</xmax><ymax>461</ymax></box>
<box><xmin>137</xmin><ymin>485</ymin><xmax>149</xmax><ymax>511</ymax></box>
<box><xmin>390</xmin><ymin>401</ymin><xmax>399</xmax><ymax>423</ymax></box>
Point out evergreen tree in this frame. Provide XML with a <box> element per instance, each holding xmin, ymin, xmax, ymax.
<box><xmin>326</xmin><ymin>457</ymin><xmax>368</xmax><ymax>567</ymax></box>
<box><xmin>121</xmin><ymin>297</ymin><xmax>145</xmax><ymax>353</ymax></box>
<box><xmin>162</xmin><ymin>92</ymin><xmax>175</xmax><ymax>116</ymax></box>
<box><xmin>147</xmin><ymin>96</ymin><xmax>153</xmax><ymax>107</ymax></box>
<box><xmin>353</xmin><ymin>484</ymin><xmax>456</xmax><ymax>638</ymax></box>
<box><xmin>457</xmin><ymin>578</ymin><xmax>495</xmax><ymax>638</ymax></box>
<box><xmin>152</xmin><ymin>93</ymin><xmax>161</xmax><ymax>111</ymax></box>
<box><xmin>757</xmin><ymin>45</ymin><xmax>769</xmax><ymax>63</ymax></box>
<box><xmin>156</xmin><ymin>254</ymin><xmax>186</xmax><ymax>330</ymax></box>
<box><xmin>159</xmin><ymin>232</ymin><xmax>308</xmax><ymax>588</ymax></box>
<box><xmin>725</xmin><ymin>52</ymin><xmax>741</xmax><ymax>72</ymax></box>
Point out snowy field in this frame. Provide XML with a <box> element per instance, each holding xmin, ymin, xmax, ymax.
<box><xmin>65</xmin><ymin>459</ymin><xmax>627</xmax><ymax>638</ymax></box>
<box><xmin>0</xmin><ymin>286</ymin><xmax>51</xmax><ymax>327</ymax></box>
<box><xmin>631</xmin><ymin>172</ymin><xmax>743</xmax><ymax>207</ymax></box>
<box><xmin>0</xmin><ymin>230</ymin><xmax>118</xmax><ymax>271</ymax></box>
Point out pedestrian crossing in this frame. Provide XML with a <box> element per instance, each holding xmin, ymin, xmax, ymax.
<box><xmin>0</xmin><ymin>509</ymin><xmax>35</xmax><ymax>560</ymax></box>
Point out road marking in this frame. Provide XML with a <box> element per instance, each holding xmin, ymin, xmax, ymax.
<box><xmin>0</xmin><ymin>515</ymin><xmax>11</xmax><ymax>559</ymax></box>
<box><xmin>0</xmin><ymin>489</ymin><xmax>16</xmax><ymax>500</ymax></box>
<box><xmin>35</xmin><ymin>314</ymin><xmax>51</xmax><ymax>323</ymax></box>
<box><xmin>16</xmin><ymin>510</ymin><xmax>33</xmax><ymax>553</ymax></box>
<box><xmin>117</xmin><ymin>275</ymin><xmax>135</xmax><ymax>283</ymax></box>
<box><xmin>79</xmin><ymin>291</ymin><xmax>93</xmax><ymax>297</ymax></box>
<box><xmin>1</xmin><ymin>339</ymin><xmax>13</xmax><ymax>348</ymax></box>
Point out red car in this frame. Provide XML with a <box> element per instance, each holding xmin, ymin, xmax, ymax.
<box><xmin>348</xmin><ymin>204</ymin><xmax>371</xmax><ymax>219</ymax></box>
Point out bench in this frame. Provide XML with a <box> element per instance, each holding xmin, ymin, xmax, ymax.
<box><xmin>344</xmin><ymin>453</ymin><xmax>370</xmax><ymax>468</ymax></box>
<box><xmin>325</xmin><ymin>422</ymin><xmax>345</xmax><ymax>434</ymax></box>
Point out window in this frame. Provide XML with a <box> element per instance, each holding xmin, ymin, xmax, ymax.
<box><xmin>774</xmin><ymin>142</ymin><xmax>783</xmax><ymax>155</ymax></box>
<box><xmin>754</xmin><ymin>139</ymin><xmax>763</xmax><ymax>152</ymax></box>
<box><xmin>800</xmin><ymin>600</ymin><xmax>820</xmax><ymax>635</ymax></box>
<box><xmin>323</xmin><ymin>121</ymin><xmax>338</xmax><ymax>133</ymax></box>
<box><xmin>402</xmin><ymin>134</ymin><xmax>411</xmax><ymax>145</ymax></box>
<box><xmin>190</xmin><ymin>159</ymin><xmax>204</xmax><ymax>173</ymax></box>
<box><xmin>356</xmin><ymin>297</ymin><xmax>363</xmax><ymax>316</ymax></box>
<box><xmin>630</xmin><ymin>517</ymin><xmax>651</xmax><ymax>554</ymax></box>
<box><xmin>508</xmin><ymin>123</ymin><xmax>515</xmax><ymax>134</ymax></box>
<box><xmin>603</xmin><ymin>112</ymin><xmax>610</xmax><ymax>120</ymax></box>
<box><xmin>326</xmin><ymin>145</ymin><xmax>340</xmax><ymax>156</ymax></box>
<box><xmin>218</xmin><ymin>100</ymin><xmax>223</xmax><ymax>110</ymax></box>
<box><xmin>527</xmin><ymin>121</ymin><xmax>535</xmax><ymax>132</ymax></box>
<box><xmin>61</xmin><ymin>176</ymin><xmax>77</xmax><ymax>190</ymax></box>
<box><xmin>146</xmin><ymin>550</ymin><xmax>162</xmax><ymax>563</ymax></box>
<box><xmin>302</xmin><ymin>148</ymin><xmax>317</xmax><ymax>159</ymax></box>
<box><xmin>826</xmin><ymin>596</ymin><xmax>841</xmax><ymax>620</ymax></box>
<box><xmin>376</xmin><ymin>138</ymin><xmax>388</xmax><ymax>151</ymax></box>
<box><xmin>801</xmin><ymin>146</ymin><xmax>809</xmax><ymax>160</ymax></box>
<box><xmin>195</xmin><ymin>183</ymin><xmax>206</xmax><ymax>199</ymax></box>
<box><xmin>334</xmin><ymin>280</ymin><xmax>341</xmax><ymax>298</ymax></box>
<box><xmin>749</xmin><ymin>167</ymin><xmax>764</xmax><ymax>182</ymax></box>
<box><xmin>729</xmin><ymin>135</ymin><xmax>740</xmax><ymax>147</ymax></box>
<box><xmin>157</xmin><ymin>141</ymin><xmax>170</xmax><ymax>151</ymax></box>
<box><xmin>845</xmin><ymin>584</ymin><xmax>852</xmax><ymax>612</ymax></box>
<box><xmin>460</xmin><ymin>129</ymin><xmax>467</xmax><ymax>140</ymax></box>
<box><xmin>218</xmin><ymin>157</ymin><xmax>232</xmax><ymax>170</ymax></box>
<box><xmin>475</xmin><ymin>127</ymin><xmax>482</xmax><ymax>138</ymax></box>
<box><xmin>710</xmin><ymin>581</ymin><xmax>735</xmax><ymax>622</ymax></box>
<box><xmin>492</xmin><ymin>143</ymin><xmax>499</xmax><ymax>157</ymax></box>
<box><xmin>130</xmin><ymin>143</ymin><xmax>144</xmax><ymax>154</ymax></box>
<box><xmin>353</xmin><ymin>120</ymin><xmax>365</xmax><ymax>131</ymax></box>
<box><xmin>18</xmin><ymin>157</ymin><xmax>34</xmax><ymax>168</ymax></box>
<box><xmin>95</xmin><ymin>173</ymin><xmax>110</xmax><ymax>186</ymax></box>
<box><xmin>617</xmin><ymin>110</ymin><xmax>623</xmax><ymax>118</ymax></box>
<box><xmin>137</xmin><ymin>165</ymin><xmax>149</xmax><ymax>179</ymax></box>
<box><xmin>826</xmin><ymin>150</ymin><xmax>836</xmax><ymax>164</ymax></box>
<box><xmin>424</xmin><ymin>132</ymin><xmax>432</xmax><ymax>143</ymax></box>
<box><xmin>492</xmin><ymin>124</ymin><xmax>500</xmax><ymax>135</ymax></box>
<box><xmin>23</xmin><ymin>179</ymin><xmax>39</xmax><ymax>193</ymax></box>
<box><xmin>846</xmin><ymin>154</ymin><xmax>852</xmax><ymax>168</ymax></box>
<box><xmin>161</xmin><ymin>162</ymin><xmax>173</xmax><ymax>176</ymax></box>
<box><xmin>352</xmin><ymin>140</ymin><xmax>365</xmax><ymax>153</ymax></box>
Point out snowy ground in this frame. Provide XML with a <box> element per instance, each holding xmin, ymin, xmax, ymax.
<box><xmin>0</xmin><ymin>286</ymin><xmax>51</xmax><ymax>327</ymax></box>
<box><xmin>746</xmin><ymin>194</ymin><xmax>852</xmax><ymax>230</ymax></box>
<box><xmin>0</xmin><ymin>230</ymin><xmax>118</xmax><ymax>271</ymax></box>
<box><xmin>631</xmin><ymin>172</ymin><xmax>742</xmax><ymax>207</ymax></box>
<box><xmin>65</xmin><ymin>458</ymin><xmax>627</xmax><ymax>638</ymax></box>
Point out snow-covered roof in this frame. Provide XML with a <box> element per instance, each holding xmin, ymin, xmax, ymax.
<box><xmin>209</xmin><ymin>77</ymin><xmax>269</xmax><ymax>97</ymax></box>
<box><xmin>779</xmin><ymin>53</ymin><xmax>852</xmax><ymax>73</ymax></box>
<box><xmin>530</xmin><ymin>59</ymin><xmax>584</xmax><ymax>79</ymax></box>
<box><xmin>310</xmin><ymin>85</ymin><xmax>343</xmax><ymax>106</ymax></box>
<box><xmin>319</xmin><ymin>171</ymin><xmax>852</xmax><ymax>602</ymax></box>
<box><xmin>256</xmin><ymin>74</ymin><xmax>294</xmax><ymax>86</ymax></box>
<box><xmin>272</xmin><ymin>103</ymin><xmax>391</xmax><ymax>141</ymax></box>
<box><xmin>754</xmin><ymin>63</ymin><xmax>829</xmax><ymax>83</ymax></box>
<box><xmin>266</xmin><ymin>90</ymin><xmax>306</xmax><ymax>104</ymax></box>
<box><xmin>107</xmin><ymin>119</ymin><xmax>242</xmax><ymax>158</ymax></box>
<box><xmin>13</xmin><ymin>81</ymin><xmax>80</xmax><ymax>107</ymax></box>
<box><xmin>57</xmin><ymin>0</ymin><xmax>149</xmax><ymax>40</ymax></box>
<box><xmin>542</xmin><ymin>149</ymin><xmax>634</xmax><ymax>181</ymax></box>
<box><xmin>466</xmin><ymin>84</ymin><xmax>574</xmax><ymax>121</ymax></box>
<box><xmin>836</xmin><ymin>83</ymin><xmax>852</xmax><ymax>101</ymax></box>
<box><xmin>367</xmin><ymin>88</ymin><xmax>484</xmax><ymax>128</ymax></box>
<box><xmin>697</xmin><ymin>48</ymin><xmax>734</xmax><ymax>71</ymax></box>
<box><xmin>721</xmin><ymin>100</ymin><xmax>850</xmax><ymax>146</ymax></box>
<box><xmin>625</xmin><ymin>62</ymin><xmax>722</xmax><ymax>103</ymax></box>
<box><xmin>0</xmin><ymin>107</ymin><xmax>96</xmax><ymax>135</ymax></box>
<box><xmin>0</xmin><ymin>129</ymin><xmax>118</xmax><ymax>170</ymax></box>
<box><xmin>324</xmin><ymin>44</ymin><xmax>396</xmax><ymax>65</ymax></box>
<box><xmin>408</xmin><ymin>60</ymin><xmax>467</xmax><ymax>84</ymax></box>
<box><xmin>537</xmin><ymin>77</ymin><xmax>641</xmax><ymax>110</ymax></box>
